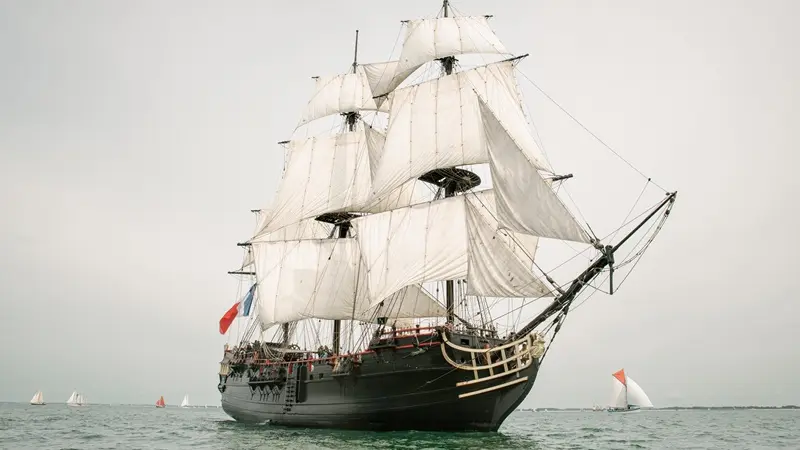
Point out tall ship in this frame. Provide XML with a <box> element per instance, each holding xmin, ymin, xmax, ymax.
<box><xmin>217</xmin><ymin>1</ymin><xmax>677</xmax><ymax>431</ymax></box>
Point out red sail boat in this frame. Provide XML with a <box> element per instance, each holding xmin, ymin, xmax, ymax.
<box><xmin>155</xmin><ymin>396</ymin><xmax>166</xmax><ymax>408</ymax></box>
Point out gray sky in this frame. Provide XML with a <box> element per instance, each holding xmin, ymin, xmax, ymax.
<box><xmin>0</xmin><ymin>0</ymin><xmax>797</xmax><ymax>408</ymax></box>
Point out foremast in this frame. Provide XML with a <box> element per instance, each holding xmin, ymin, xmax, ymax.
<box><xmin>314</xmin><ymin>29</ymin><xmax>362</xmax><ymax>356</ymax></box>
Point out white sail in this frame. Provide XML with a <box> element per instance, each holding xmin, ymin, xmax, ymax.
<box><xmin>609</xmin><ymin>377</ymin><xmax>627</xmax><ymax>409</ymax></box>
<box><xmin>625</xmin><ymin>376</ymin><xmax>654</xmax><ymax>408</ymax></box>
<box><xmin>254</xmin><ymin>238</ymin><xmax>446</xmax><ymax>329</ymax></box>
<box><xmin>466</xmin><ymin>189</ymin><xmax>541</xmax><ymax>261</ymax></box>
<box><xmin>180</xmin><ymin>394</ymin><xmax>189</xmax><ymax>408</ymax></box>
<box><xmin>66</xmin><ymin>391</ymin><xmax>78</xmax><ymax>405</ymax></box>
<box><xmin>254</xmin><ymin>127</ymin><xmax>373</xmax><ymax>236</ymax></box>
<box><xmin>361</xmin><ymin>122</ymin><xmax>432</xmax><ymax>213</ymax></box>
<box><xmin>361</xmin><ymin>60</ymin><xmax>419</xmax><ymax>99</ymax></box>
<box><xmin>298</xmin><ymin>66</ymin><xmax>391</xmax><ymax>126</ymax></box>
<box><xmin>355</xmin><ymin>284</ymin><xmax>445</xmax><ymax>322</ymax></box>
<box><xmin>30</xmin><ymin>391</ymin><xmax>44</xmax><ymax>405</ymax></box>
<box><xmin>369</xmin><ymin>60</ymin><xmax>551</xmax><ymax>202</ymax></box>
<box><xmin>253</xmin><ymin>123</ymin><xmax>431</xmax><ymax>238</ymax></box>
<box><xmin>252</xmin><ymin>215</ymin><xmax>332</xmax><ymax>244</ymax></box>
<box><xmin>478</xmin><ymin>98</ymin><xmax>591</xmax><ymax>244</ymax></box>
<box><xmin>396</xmin><ymin>16</ymin><xmax>510</xmax><ymax>75</ymax></box>
<box><xmin>351</xmin><ymin>195</ymin><xmax>551</xmax><ymax>304</ymax></box>
<box><xmin>465</xmin><ymin>199</ymin><xmax>551</xmax><ymax>298</ymax></box>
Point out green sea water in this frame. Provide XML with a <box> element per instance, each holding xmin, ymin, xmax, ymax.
<box><xmin>1</xmin><ymin>403</ymin><xmax>798</xmax><ymax>449</ymax></box>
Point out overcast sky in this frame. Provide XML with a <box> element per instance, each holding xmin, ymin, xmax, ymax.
<box><xmin>1</xmin><ymin>0</ymin><xmax>797</xmax><ymax>408</ymax></box>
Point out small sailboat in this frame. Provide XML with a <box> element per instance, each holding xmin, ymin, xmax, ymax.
<box><xmin>66</xmin><ymin>390</ymin><xmax>86</xmax><ymax>406</ymax></box>
<box><xmin>608</xmin><ymin>369</ymin><xmax>653</xmax><ymax>412</ymax></box>
<box><xmin>180</xmin><ymin>394</ymin><xmax>189</xmax><ymax>408</ymax></box>
<box><xmin>30</xmin><ymin>390</ymin><xmax>45</xmax><ymax>406</ymax></box>
<box><xmin>156</xmin><ymin>396</ymin><xmax>166</xmax><ymax>408</ymax></box>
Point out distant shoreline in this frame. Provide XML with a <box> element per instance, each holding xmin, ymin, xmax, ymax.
<box><xmin>518</xmin><ymin>405</ymin><xmax>800</xmax><ymax>411</ymax></box>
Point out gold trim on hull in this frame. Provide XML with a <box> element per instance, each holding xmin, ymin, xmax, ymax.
<box><xmin>440</xmin><ymin>332</ymin><xmax>546</xmax><ymax>398</ymax></box>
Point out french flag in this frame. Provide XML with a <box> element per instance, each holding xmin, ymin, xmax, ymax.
<box><xmin>219</xmin><ymin>284</ymin><xmax>256</xmax><ymax>335</ymax></box>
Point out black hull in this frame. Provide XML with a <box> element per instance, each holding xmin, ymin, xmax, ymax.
<box><xmin>219</xmin><ymin>332</ymin><xmax>539</xmax><ymax>432</ymax></box>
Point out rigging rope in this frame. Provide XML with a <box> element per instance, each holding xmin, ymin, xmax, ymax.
<box><xmin>516</xmin><ymin>70</ymin><xmax>667</xmax><ymax>193</ymax></box>
<box><xmin>488</xmin><ymin>195</ymin><xmax>672</xmax><ymax>325</ymax></box>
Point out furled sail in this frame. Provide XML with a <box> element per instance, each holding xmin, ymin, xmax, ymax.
<box><xmin>253</xmin><ymin>238</ymin><xmax>446</xmax><ymax>329</ymax></box>
<box><xmin>478</xmin><ymin>98</ymin><xmax>591</xmax><ymax>244</ymax></box>
<box><xmin>465</xmin><ymin>198</ymin><xmax>551</xmax><ymax>298</ymax></box>
<box><xmin>351</xmin><ymin>195</ymin><xmax>551</xmax><ymax>304</ymax></box>
<box><xmin>369</xmin><ymin>60</ymin><xmax>552</xmax><ymax>201</ymax></box>
<box><xmin>298</xmin><ymin>66</ymin><xmax>392</xmax><ymax>126</ymax></box>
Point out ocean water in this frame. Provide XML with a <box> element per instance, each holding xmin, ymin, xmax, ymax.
<box><xmin>1</xmin><ymin>404</ymin><xmax>798</xmax><ymax>449</ymax></box>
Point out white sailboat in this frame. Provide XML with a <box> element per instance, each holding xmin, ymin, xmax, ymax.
<box><xmin>608</xmin><ymin>368</ymin><xmax>653</xmax><ymax>412</ymax></box>
<box><xmin>30</xmin><ymin>390</ymin><xmax>45</xmax><ymax>406</ymax></box>
<box><xmin>180</xmin><ymin>394</ymin><xmax>190</xmax><ymax>408</ymax></box>
<box><xmin>66</xmin><ymin>390</ymin><xmax>86</xmax><ymax>407</ymax></box>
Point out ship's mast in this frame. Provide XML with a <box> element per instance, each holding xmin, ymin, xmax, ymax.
<box><xmin>417</xmin><ymin>0</ymin><xmax>477</xmax><ymax>325</ymax></box>
<box><xmin>442</xmin><ymin>0</ymin><xmax>455</xmax><ymax>324</ymax></box>
<box><xmin>440</xmin><ymin>0</ymin><xmax>456</xmax><ymax>75</ymax></box>
<box><xmin>319</xmin><ymin>29</ymin><xmax>361</xmax><ymax>355</ymax></box>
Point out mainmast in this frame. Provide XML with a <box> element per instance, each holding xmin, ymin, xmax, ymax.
<box><xmin>315</xmin><ymin>29</ymin><xmax>361</xmax><ymax>355</ymax></box>
<box><xmin>417</xmin><ymin>0</ymin><xmax>479</xmax><ymax>325</ymax></box>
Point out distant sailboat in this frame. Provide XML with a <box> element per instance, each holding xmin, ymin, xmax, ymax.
<box><xmin>156</xmin><ymin>396</ymin><xmax>166</xmax><ymax>408</ymax></box>
<box><xmin>66</xmin><ymin>390</ymin><xmax>86</xmax><ymax>406</ymax></box>
<box><xmin>180</xmin><ymin>395</ymin><xmax>189</xmax><ymax>408</ymax></box>
<box><xmin>30</xmin><ymin>390</ymin><xmax>45</xmax><ymax>406</ymax></box>
<box><xmin>608</xmin><ymin>369</ymin><xmax>653</xmax><ymax>412</ymax></box>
